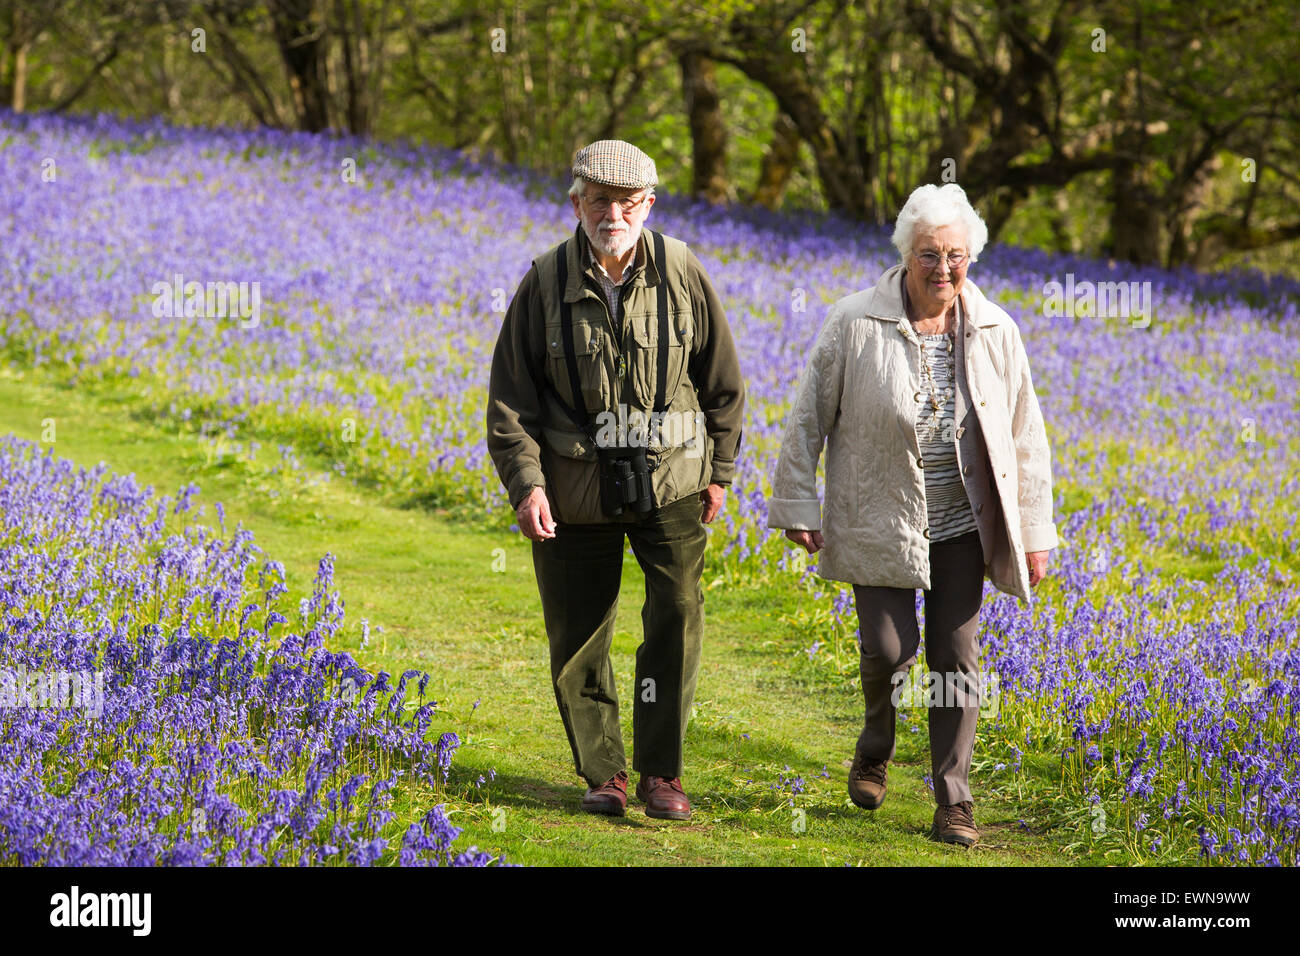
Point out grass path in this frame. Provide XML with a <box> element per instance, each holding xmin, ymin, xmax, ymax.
<box><xmin>0</xmin><ymin>367</ymin><xmax>1100</xmax><ymax>866</ymax></box>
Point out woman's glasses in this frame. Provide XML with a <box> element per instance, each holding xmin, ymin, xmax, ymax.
<box><xmin>914</xmin><ymin>251</ymin><xmax>968</xmax><ymax>270</ymax></box>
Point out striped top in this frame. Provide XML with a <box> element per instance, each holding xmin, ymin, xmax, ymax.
<box><xmin>905</xmin><ymin>321</ymin><xmax>979</xmax><ymax>542</ymax></box>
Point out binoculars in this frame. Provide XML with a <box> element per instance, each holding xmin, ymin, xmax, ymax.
<box><xmin>596</xmin><ymin>445</ymin><xmax>655</xmax><ymax>517</ymax></box>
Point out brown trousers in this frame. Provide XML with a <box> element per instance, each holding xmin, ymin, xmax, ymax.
<box><xmin>852</xmin><ymin>529</ymin><xmax>985</xmax><ymax>805</ymax></box>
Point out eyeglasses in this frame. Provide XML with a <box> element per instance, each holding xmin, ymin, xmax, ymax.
<box><xmin>914</xmin><ymin>250</ymin><xmax>969</xmax><ymax>270</ymax></box>
<box><xmin>583</xmin><ymin>192</ymin><xmax>648</xmax><ymax>214</ymax></box>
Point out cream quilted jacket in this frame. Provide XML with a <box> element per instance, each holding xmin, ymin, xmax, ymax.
<box><xmin>768</xmin><ymin>263</ymin><xmax>1059</xmax><ymax>603</ymax></box>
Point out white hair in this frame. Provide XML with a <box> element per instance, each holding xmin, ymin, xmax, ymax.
<box><xmin>891</xmin><ymin>183</ymin><xmax>988</xmax><ymax>264</ymax></box>
<box><xmin>568</xmin><ymin>175</ymin><xmax>655</xmax><ymax>201</ymax></box>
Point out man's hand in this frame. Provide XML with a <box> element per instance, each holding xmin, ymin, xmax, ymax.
<box><xmin>700</xmin><ymin>483</ymin><xmax>726</xmax><ymax>524</ymax></box>
<box><xmin>784</xmin><ymin>529</ymin><xmax>825</xmax><ymax>554</ymax></box>
<box><xmin>516</xmin><ymin>486</ymin><xmax>556</xmax><ymax>541</ymax></box>
<box><xmin>1027</xmin><ymin>550</ymin><xmax>1049</xmax><ymax>587</ymax></box>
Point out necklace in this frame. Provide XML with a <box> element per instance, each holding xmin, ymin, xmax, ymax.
<box><xmin>915</xmin><ymin>333</ymin><xmax>955</xmax><ymax>439</ymax></box>
<box><xmin>903</xmin><ymin>280</ymin><xmax>956</xmax><ymax>439</ymax></box>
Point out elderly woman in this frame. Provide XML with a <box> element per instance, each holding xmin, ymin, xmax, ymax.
<box><xmin>768</xmin><ymin>183</ymin><xmax>1059</xmax><ymax>847</ymax></box>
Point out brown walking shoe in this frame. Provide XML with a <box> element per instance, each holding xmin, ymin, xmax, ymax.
<box><xmin>931</xmin><ymin>800</ymin><xmax>979</xmax><ymax>846</ymax></box>
<box><xmin>636</xmin><ymin>775</ymin><xmax>692</xmax><ymax>820</ymax></box>
<box><xmin>580</xmin><ymin>770</ymin><xmax>629</xmax><ymax>816</ymax></box>
<box><xmin>848</xmin><ymin>752</ymin><xmax>888</xmax><ymax>810</ymax></box>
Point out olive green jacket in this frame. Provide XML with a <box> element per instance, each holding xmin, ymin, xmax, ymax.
<box><xmin>487</xmin><ymin>224</ymin><xmax>745</xmax><ymax>524</ymax></box>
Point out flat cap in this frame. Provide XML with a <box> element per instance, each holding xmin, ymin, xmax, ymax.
<box><xmin>572</xmin><ymin>140</ymin><xmax>657</xmax><ymax>190</ymax></box>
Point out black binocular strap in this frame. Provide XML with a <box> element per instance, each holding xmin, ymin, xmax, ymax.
<box><xmin>554</xmin><ymin>242</ymin><xmax>595</xmax><ymax>438</ymax></box>
<box><xmin>651</xmin><ymin>230</ymin><xmax>670</xmax><ymax>414</ymax></box>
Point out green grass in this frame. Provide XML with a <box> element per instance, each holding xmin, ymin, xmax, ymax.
<box><xmin>0</xmin><ymin>365</ymin><xmax>1138</xmax><ymax>866</ymax></box>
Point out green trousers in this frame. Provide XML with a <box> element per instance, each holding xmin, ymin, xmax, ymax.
<box><xmin>531</xmin><ymin>494</ymin><xmax>707</xmax><ymax>788</ymax></box>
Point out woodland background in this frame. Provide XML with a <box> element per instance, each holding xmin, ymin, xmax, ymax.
<box><xmin>3</xmin><ymin>0</ymin><xmax>1297</xmax><ymax>274</ymax></box>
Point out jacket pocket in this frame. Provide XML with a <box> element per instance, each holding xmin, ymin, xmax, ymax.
<box><xmin>545</xmin><ymin>320</ymin><xmax>608</xmax><ymax>416</ymax></box>
<box><xmin>541</xmin><ymin>425</ymin><xmax>596</xmax><ymax>461</ymax></box>
<box><xmin>627</xmin><ymin>308</ymin><xmax>691</xmax><ymax>410</ymax></box>
<box><xmin>538</xmin><ymin>439</ymin><xmax>602</xmax><ymax>524</ymax></box>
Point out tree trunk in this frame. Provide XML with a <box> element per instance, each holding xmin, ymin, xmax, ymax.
<box><xmin>1107</xmin><ymin>65</ymin><xmax>1162</xmax><ymax>263</ymax></box>
<box><xmin>1165</xmin><ymin>152</ymin><xmax>1221</xmax><ymax>268</ymax></box>
<box><xmin>678</xmin><ymin>46</ymin><xmax>731</xmax><ymax>203</ymax></box>
<box><xmin>334</xmin><ymin>0</ymin><xmax>365</xmax><ymax>134</ymax></box>
<box><xmin>9</xmin><ymin>37</ymin><xmax>25</xmax><ymax>111</ymax></box>
<box><xmin>1108</xmin><ymin>152</ymin><xmax>1162</xmax><ymax>263</ymax></box>
<box><xmin>981</xmin><ymin>188</ymin><xmax>1022</xmax><ymax>245</ymax></box>
<box><xmin>724</xmin><ymin>49</ymin><xmax>867</xmax><ymax>216</ymax></box>
<box><xmin>751</xmin><ymin>111</ymin><xmax>800</xmax><ymax>209</ymax></box>
<box><xmin>1048</xmin><ymin>187</ymin><xmax>1077</xmax><ymax>254</ymax></box>
<box><xmin>268</xmin><ymin>0</ymin><xmax>332</xmax><ymax>132</ymax></box>
<box><xmin>1</xmin><ymin>4</ymin><xmax>33</xmax><ymax>113</ymax></box>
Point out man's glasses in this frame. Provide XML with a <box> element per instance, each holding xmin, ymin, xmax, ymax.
<box><xmin>914</xmin><ymin>251</ymin><xmax>969</xmax><ymax>270</ymax></box>
<box><xmin>584</xmin><ymin>193</ymin><xmax>648</xmax><ymax>214</ymax></box>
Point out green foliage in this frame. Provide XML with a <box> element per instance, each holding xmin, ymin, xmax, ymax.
<box><xmin>3</xmin><ymin>0</ymin><xmax>1291</xmax><ymax>271</ymax></box>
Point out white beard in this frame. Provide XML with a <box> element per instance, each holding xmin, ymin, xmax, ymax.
<box><xmin>583</xmin><ymin>218</ymin><xmax>641</xmax><ymax>261</ymax></box>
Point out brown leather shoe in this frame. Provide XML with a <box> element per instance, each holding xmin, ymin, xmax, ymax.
<box><xmin>636</xmin><ymin>775</ymin><xmax>691</xmax><ymax>820</ymax></box>
<box><xmin>580</xmin><ymin>770</ymin><xmax>628</xmax><ymax>816</ymax></box>
<box><xmin>931</xmin><ymin>800</ymin><xmax>979</xmax><ymax>846</ymax></box>
<box><xmin>848</xmin><ymin>752</ymin><xmax>888</xmax><ymax>810</ymax></box>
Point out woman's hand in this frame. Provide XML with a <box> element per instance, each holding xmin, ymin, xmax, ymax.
<box><xmin>1027</xmin><ymin>550</ymin><xmax>1049</xmax><ymax>587</ymax></box>
<box><xmin>785</xmin><ymin>529</ymin><xmax>825</xmax><ymax>554</ymax></box>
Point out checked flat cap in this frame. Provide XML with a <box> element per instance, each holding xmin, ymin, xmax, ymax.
<box><xmin>572</xmin><ymin>140</ymin><xmax>658</xmax><ymax>190</ymax></box>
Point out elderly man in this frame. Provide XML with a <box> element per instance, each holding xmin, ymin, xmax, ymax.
<box><xmin>486</xmin><ymin>140</ymin><xmax>745</xmax><ymax>821</ymax></box>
